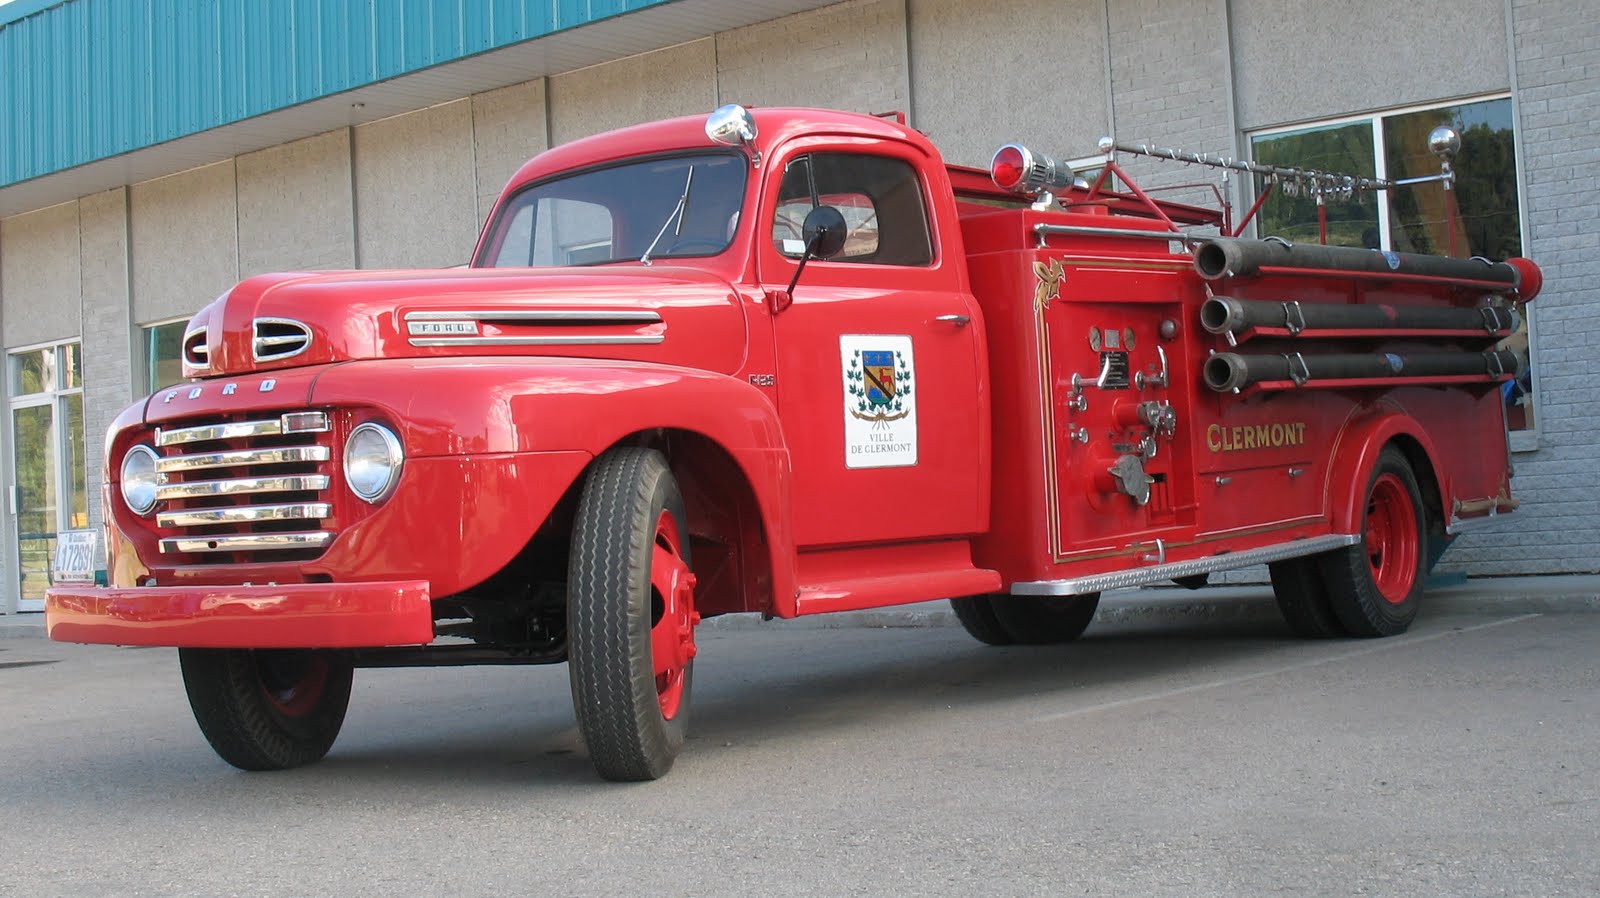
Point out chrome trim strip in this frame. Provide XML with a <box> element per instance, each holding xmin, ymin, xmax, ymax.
<box><xmin>1011</xmin><ymin>534</ymin><xmax>1361</xmax><ymax>596</ymax></box>
<box><xmin>159</xmin><ymin>532</ymin><xmax>334</xmax><ymax>554</ymax></box>
<box><xmin>157</xmin><ymin>503</ymin><xmax>331</xmax><ymax>527</ymax></box>
<box><xmin>407</xmin><ymin>335</ymin><xmax>665</xmax><ymax>347</ymax></box>
<box><xmin>1034</xmin><ymin>223</ymin><xmax>1203</xmax><ymax>248</ymax></box>
<box><xmin>155</xmin><ymin>474</ymin><xmax>329</xmax><ymax>500</ymax></box>
<box><xmin>252</xmin><ymin>317</ymin><xmax>312</xmax><ymax>362</ymax></box>
<box><xmin>155</xmin><ymin>445</ymin><xmax>331</xmax><ymax>473</ymax></box>
<box><xmin>403</xmin><ymin>309</ymin><xmax>662</xmax><ymax>323</ymax></box>
<box><xmin>156</xmin><ymin>412</ymin><xmax>329</xmax><ymax>446</ymax></box>
<box><xmin>1446</xmin><ymin>512</ymin><xmax>1510</xmax><ymax>536</ymax></box>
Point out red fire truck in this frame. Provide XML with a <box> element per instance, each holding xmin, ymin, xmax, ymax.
<box><xmin>46</xmin><ymin>105</ymin><xmax>1539</xmax><ymax>781</ymax></box>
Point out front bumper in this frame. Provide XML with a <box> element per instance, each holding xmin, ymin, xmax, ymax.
<box><xmin>45</xmin><ymin>580</ymin><xmax>433</xmax><ymax>648</ymax></box>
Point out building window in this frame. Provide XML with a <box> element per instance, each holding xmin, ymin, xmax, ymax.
<box><xmin>1249</xmin><ymin>95</ymin><xmax>1532</xmax><ymax>436</ymax></box>
<box><xmin>8</xmin><ymin>341</ymin><xmax>86</xmax><ymax>612</ymax></box>
<box><xmin>143</xmin><ymin>319</ymin><xmax>187</xmax><ymax>394</ymax></box>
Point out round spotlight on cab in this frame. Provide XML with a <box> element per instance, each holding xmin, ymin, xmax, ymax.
<box><xmin>121</xmin><ymin>445</ymin><xmax>161</xmax><ymax>516</ymax></box>
<box><xmin>345</xmin><ymin>423</ymin><xmax>404</xmax><ymax>503</ymax></box>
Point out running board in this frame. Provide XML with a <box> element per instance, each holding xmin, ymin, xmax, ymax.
<box><xmin>1011</xmin><ymin>534</ymin><xmax>1361</xmax><ymax>596</ymax></box>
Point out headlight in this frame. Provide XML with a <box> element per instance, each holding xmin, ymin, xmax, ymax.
<box><xmin>121</xmin><ymin>445</ymin><xmax>160</xmax><ymax>516</ymax></box>
<box><xmin>345</xmin><ymin>423</ymin><xmax>404</xmax><ymax>503</ymax></box>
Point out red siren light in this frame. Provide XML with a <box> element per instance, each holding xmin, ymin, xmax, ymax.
<box><xmin>990</xmin><ymin>143</ymin><xmax>1080</xmax><ymax>197</ymax></box>
<box><xmin>991</xmin><ymin>145</ymin><xmax>1028</xmax><ymax>192</ymax></box>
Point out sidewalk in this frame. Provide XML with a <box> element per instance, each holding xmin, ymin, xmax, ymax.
<box><xmin>6</xmin><ymin>574</ymin><xmax>1597</xmax><ymax>640</ymax></box>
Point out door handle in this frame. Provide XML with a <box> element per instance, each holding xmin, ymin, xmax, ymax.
<box><xmin>935</xmin><ymin>314</ymin><xmax>971</xmax><ymax>327</ymax></box>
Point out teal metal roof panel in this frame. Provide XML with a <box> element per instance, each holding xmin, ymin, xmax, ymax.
<box><xmin>0</xmin><ymin>0</ymin><xmax>675</xmax><ymax>189</ymax></box>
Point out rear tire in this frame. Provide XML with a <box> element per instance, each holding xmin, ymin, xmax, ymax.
<box><xmin>989</xmin><ymin>594</ymin><xmax>1101</xmax><ymax>645</ymax></box>
<box><xmin>179</xmin><ymin>648</ymin><xmax>353</xmax><ymax>771</ymax></box>
<box><xmin>950</xmin><ymin>595</ymin><xmax>1014</xmax><ymax>646</ymax></box>
<box><xmin>1320</xmin><ymin>447</ymin><xmax>1426</xmax><ymax>637</ymax></box>
<box><xmin>1268</xmin><ymin>557</ymin><xmax>1347</xmax><ymax>638</ymax></box>
<box><xmin>568</xmin><ymin>448</ymin><xmax>698</xmax><ymax>782</ymax></box>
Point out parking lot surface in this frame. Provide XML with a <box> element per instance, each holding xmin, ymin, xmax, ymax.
<box><xmin>2</xmin><ymin>595</ymin><xmax>1596</xmax><ymax>896</ymax></box>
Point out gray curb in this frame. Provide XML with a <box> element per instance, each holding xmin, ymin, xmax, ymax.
<box><xmin>6</xmin><ymin>575</ymin><xmax>1596</xmax><ymax>640</ymax></box>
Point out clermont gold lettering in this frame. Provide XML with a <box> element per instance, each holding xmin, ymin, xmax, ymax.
<box><xmin>1206</xmin><ymin>421</ymin><xmax>1308</xmax><ymax>452</ymax></box>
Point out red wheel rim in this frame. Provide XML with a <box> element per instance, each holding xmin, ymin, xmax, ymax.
<box><xmin>1365</xmin><ymin>473</ymin><xmax>1419</xmax><ymax>605</ymax></box>
<box><xmin>256</xmin><ymin>652</ymin><xmax>329</xmax><ymax>719</ymax></box>
<box><xmin>647</xmin><ymin>511</ymin><xmax>698</xmax><ymax>721</ymax></box>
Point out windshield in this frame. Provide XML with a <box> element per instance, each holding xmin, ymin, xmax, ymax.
<box><xmin>478</xmin><ymin>152</ymin><xmax>747</xmax><ymax>268</ymax></box>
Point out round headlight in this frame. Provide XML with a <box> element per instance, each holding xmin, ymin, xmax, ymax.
<box><xmin>345</xmin><ymin>423</ymin><xmax>404</xmax><ymax>503</ymax></box>
<box><xmin>121</xmin><ymin>445</ymin><xmax>161</xmax><ymax>516</ymax></box>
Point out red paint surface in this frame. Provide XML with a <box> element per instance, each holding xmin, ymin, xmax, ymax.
<box><xmin>52</xmin><ymin>107</ymin><xmax>1536</xmax><ymax>650</ymax></box>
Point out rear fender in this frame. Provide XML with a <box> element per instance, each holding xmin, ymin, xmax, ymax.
<box><xmin>1325</xmin><ymin>408</ymin><xmax>1446</xmax><ymax>535</ymax></box>
<box><xmin>311</xmin><ymin>358</ymin><xmax>797</xmax><ymax>614</ymax></box>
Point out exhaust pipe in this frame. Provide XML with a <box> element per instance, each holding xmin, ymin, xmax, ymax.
<box><xmin>1203</xmin><ymin>349</ymin><xmax>1523</xmax><ymax>393</ymax></box>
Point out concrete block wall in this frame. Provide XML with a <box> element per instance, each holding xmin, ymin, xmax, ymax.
<box><xmin>78</xmin><ymin>188</ymin><xmax>133</xmax><ymax>544</ymax></box>
<box><xmin>716</xmin><ymin>0</ymin><xmax>907</xmax><ymax>114</ymax></box>
<box><xmin>1448</xmin><ymin>0</ymin><xmax>1600</xmax><ymax>575</ymax></box>
<box><xmin>354</xmin><ymin>100</ymin><xmax>479</xmax><ymax>270</ymax></box>
<box><xmin>1104</xmin><ymin>0</ymin><xmax>1235</xmax><ymax>206</ymax></box>
<box><xmin>908</xmin><ymin>0</ymin><xmax>1108</xmax><ymax>169</ymax></box>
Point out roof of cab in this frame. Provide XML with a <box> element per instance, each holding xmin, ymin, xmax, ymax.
<box><xmin>500</xmin><ymin>107</ymin><xmax>935</xmax><ymax>197</ymax></box>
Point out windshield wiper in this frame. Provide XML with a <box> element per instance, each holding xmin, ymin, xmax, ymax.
<box><xmin>640</xmin><ymin>165</ymin><xmax>695</xmax><ymax>266</ymax></box>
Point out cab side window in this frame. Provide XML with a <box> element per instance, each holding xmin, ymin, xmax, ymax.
<box><xmin>773</xmin><ymin>154</ymin><xmax>933</xmax><ymax>266</ymax></box>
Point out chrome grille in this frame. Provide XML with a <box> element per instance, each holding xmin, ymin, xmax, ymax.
<box><xmin>253</xmin><ymin>318</ymin><xmax>312</xmax><ymax>362</ymax></box>
<box><xmin>152</xmin><ymin>411</ymin><xmax>334</xmax><ymax>560</ymax></box>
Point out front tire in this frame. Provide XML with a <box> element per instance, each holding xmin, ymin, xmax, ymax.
<box><xmin>179</xmin><ymin>648</ymin><xmax>353</xmax><ymax>771</ymax></box>
<box><xmin>568</xmin><ymin>448</ymin><xmax>698</xmax><ymax>782</ymax></box>
<box><xmin>1319</xmin><ymin>447</ymin><xmax>1427</xmax><ymax>637</ymax></box>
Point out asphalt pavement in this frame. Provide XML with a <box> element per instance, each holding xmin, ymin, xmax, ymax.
<box><xmin>2</xmin><ymin>579</ymin><xmax>1597</xmax><ymax>896</ymax></box>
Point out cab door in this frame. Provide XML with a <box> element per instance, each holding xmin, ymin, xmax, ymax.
<box><xmin>758</xmin><ymin>144</ymin><xmax>986</xmax><ymax>548</ymax></box>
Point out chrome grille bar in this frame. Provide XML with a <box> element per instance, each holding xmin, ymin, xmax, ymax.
<box><xmin>155</xmin><ymin>474</ymin><xmax>329</xmax><ymax>500</ymax></box>
<box><xmin>159</xmin><ymin>532</ymin><xmax>334</xmax><ymax>554</ymax></box>
<box><xmin>157</xmin><ymin>503</ymin><xmax>331</xmax><ymax>528</ymax></box>
<box><xmin>155</xmin><ymin>446</ymin><xmax>330</xmax><ymax>473</ymax></box>
<box><xmin>156</xmin><ymin>412</ymin><xmax>329</xmax><ymax>447</ymax></box>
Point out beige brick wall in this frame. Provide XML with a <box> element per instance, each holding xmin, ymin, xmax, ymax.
<box><xmin>129</xmin><ymin>161</ymin><xmax>239</xmax><ymax>324</ymax></box>
<box><xmin>548</xmin><ymin>40</ymin><xmax>716</xmax><ymax>146</ymax></box>
<box><xmin>909</xmin><ymin>0</ymin><xmax>1108</xmax><ymax>170</ymax></box>
<box><xmin>1</xmin><ymin>201</ymin><xmax>81</xmax><ymax>349</ymax></box>
<box><xmin>353</xmin><ymin>100</ymin><xmax>479</xmax><ymax>270</ymax></box>
<box><xmin>716</xmin><ymin>0</ymin><xmax>907</xmax><ymax>115</ymax></box>
<box><xmin>237</xmin><ymin>130</ymin><xmax>356</xmax><ymax>277</ymax></box>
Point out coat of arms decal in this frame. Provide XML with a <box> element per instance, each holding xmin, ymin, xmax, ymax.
<box><xmin>839</xmin><ymin>335</ymin><xmax>918</xmax><ymax>468</ymax></box>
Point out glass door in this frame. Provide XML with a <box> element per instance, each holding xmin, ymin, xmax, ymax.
<box><xmin>9</xmin><ymin>343</ymin><xmax>86</xmax><ymax>612</ymax></box>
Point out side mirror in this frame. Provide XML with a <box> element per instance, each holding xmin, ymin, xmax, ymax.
<box><xmin>801</xmin><ymin>205</ymin><xmax>848</xmax><ymax>260</ymax></box>
<box><xmin>705</xmin><ymin>104</ymin><xmax>762</xmax><ymax>167</ymax></box>
<box><xmin>778</xmin><ymin>205</ymin><xmax>850</xmax><ymax>310</ymax></box>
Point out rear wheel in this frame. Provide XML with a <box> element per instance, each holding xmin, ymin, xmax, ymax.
<box><xmin>1320</xmin><ymin>447</ymin><xmax>1426</xmax><ymax>637</ymax></box>
<box><xmin>988</xmin><ymin>594</ymin><xmax>1101</xmax><ymax>645</ymax></box>
<box><xmin>179</xmin><ymin>648</ymin><xmax>353</xmax><ymax>771</ymax></box>
<box><xmin>1268</xmin><ymin>557</ymin><xmax>1346</xmax><ymax>638</ymax></box>
<box><xmin>568</xmin><ymin>448</ymin><xmax>698</xmax><ymax>781</ymax></box>
<box><xmin>949</xmin><ymin>595</ymin><xmax>1014</xmax><ymax>646</ymax></box>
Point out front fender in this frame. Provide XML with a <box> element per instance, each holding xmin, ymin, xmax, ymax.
<box><xmin>311</xmin><ymin>357</ymin><xmax>797</xmax><ymax>607</ymax></box>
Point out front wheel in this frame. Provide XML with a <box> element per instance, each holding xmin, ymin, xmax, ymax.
<box><xmin>1319</xmin><ymin>447</ymin><xmax>1427</xmax><ymax>637</ymax></box>
<box><xmin>179</xmin><ymin>648</ymin><xmax>353</xmax><ymax>771</ymax></box>
<box><xmin>568</xmin><ymin>448</ymin><xmax>698</xmax><ymax>781</ymax></box>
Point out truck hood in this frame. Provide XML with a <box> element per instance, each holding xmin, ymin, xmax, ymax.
<box><xmin>183</xmin><ymin>266</ymin><xmax>749</xmax><ymax>378</ymax></box>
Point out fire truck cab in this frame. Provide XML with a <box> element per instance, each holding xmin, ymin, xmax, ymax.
<box><xmin>46</xmin><ymin>105</ymin><xmax>1539</xmax><ymax>781</ymax></box>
